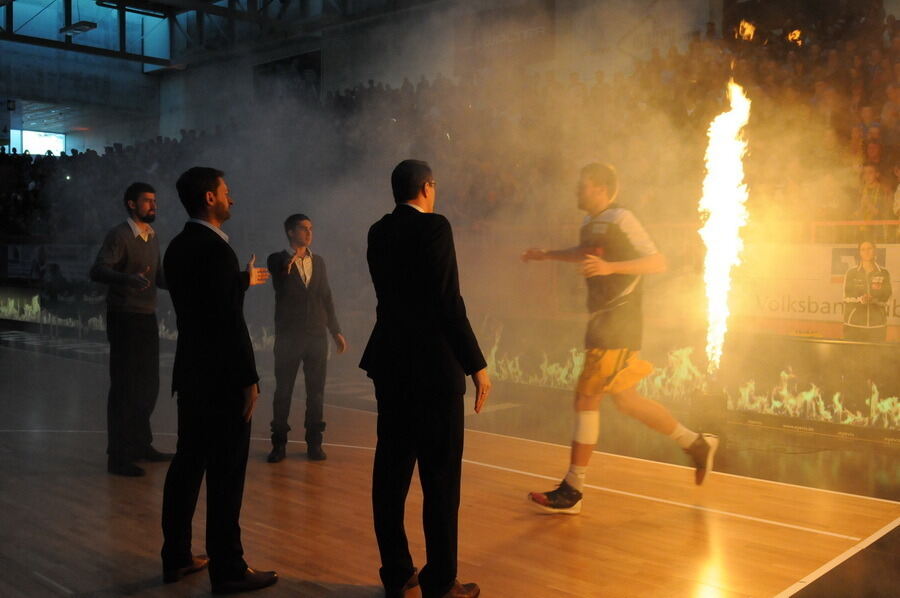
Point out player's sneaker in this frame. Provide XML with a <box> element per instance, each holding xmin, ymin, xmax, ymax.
<box><xmin>684</xmin><ymin>433</ymin><xmax>719</xmax><ymax>485</ymax></box>
<box><xmin>528</xmin><ymin>480</ymin><xmax>583</xmax><ymax>514</ymax></box>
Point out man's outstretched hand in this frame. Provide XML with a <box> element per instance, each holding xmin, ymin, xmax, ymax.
<box><xmin>247</xmin><ymin>254</ymin><xmax>270</xmax><ymax>286</ymax></box>
<box><xmin>521</xmin><ymin>248</ymin><xmax>547</xmax><ymax>262</ymax></box>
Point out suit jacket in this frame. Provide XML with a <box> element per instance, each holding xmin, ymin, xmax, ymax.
<box><xmin>164</xmin><ymin>222</ymin><xmax>259</xmax><ymax>395</ymax></box>
<box><xmin>267</xmin><ymin>251</ymin><xmax>341</xmax><ymax>337</ymax></box>
<box><xmin>360</xmin><ymin>205</ymin><xmax>485</xmax><ymax>395</ymax></box>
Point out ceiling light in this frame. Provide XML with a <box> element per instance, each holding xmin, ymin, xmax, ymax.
<box><xmin>59</xmin><ymin>21</ymin><xmax>98</xmax><ymax>35</ymax></box>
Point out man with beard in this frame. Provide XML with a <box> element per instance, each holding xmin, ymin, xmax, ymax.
<box><xmin>160</xmin><ymin>167</ymin><xmax>277</xmax><ymax>593</ymax></box>
<box><xmin>522</xmin><ymin>163</ymin><xmax>718</xmax><ymax>514</ymax></box>
<box><xmin>91</xmin><ymin>182</ymin><xmax>171</xmax><ymax>477</ymax></box>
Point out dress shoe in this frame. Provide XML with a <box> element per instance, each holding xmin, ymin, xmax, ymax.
<box><xmin>163</xmin><ymin>554</ymin><xmax>209</xmax><ymax>583</ymax></box>
<box><xmin>426</xmin><ymin>580</ymin><xmax>480</xmax><ymax>598</ymax></box>
<box><xmin>142</xmin><ymin>447</ymin><xmax>175</xmax><ymax>462</ymax></box>
<box><xmin>385</xmin><ymin>569</ymin><xmax>419</xmax><ymax>598</ymax></box>
<box><xmin>211</xmin><ymin>567</ymin><xmax>278</xmax><ymax>595</ymax></box>
<box><xmin>307</xmin><ymin>444</ymin><xmax>327</xmax><ymax>461</ymax></box>
<box><xmin>267</xmin><ymin>445</ymin><xmax>286</xmax><ymax>463</ymax></box>
<box><xmin>107</xmin><ymin>459</ymin><xmax>145</xmax><ymax>477</ymax></box>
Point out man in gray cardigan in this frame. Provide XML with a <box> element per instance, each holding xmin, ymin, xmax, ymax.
<box><xmin>90</xmin><ymin>182</ymin><xmax>170</xmax><ymax>476</ymax></box>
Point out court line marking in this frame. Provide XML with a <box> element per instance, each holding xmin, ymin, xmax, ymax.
<box><xmin>2</xmin><ymin>402</ymin><xmax>899</xmax><ymax>510</ymax></box>
<box><xmin>0</xmin><ymin>429</ymin><xmax>865</xmax><ymax>541</ymax></box>
<box><xmin>307</xmin><ymin>441</ymin><xmax>865</xmax><ymax>542</ymax></box>
<box><xmin>773</xmin><ymin>515</ymin><xmax>900</xmax><ymax>598</ymax></box>
<box><xmin>32</xmin><ymin>571</ymin><xmax>74</xmax><ymax>595</ymax></box>
<box><xmin>2</xmin><ymin>343</ymin><xmax>894</xmax><ymax>505</ymax></box>
<box><xmin>327</xmin><ymin>403</ymin><xmax>900</xmax><ymax>506</ymax></box>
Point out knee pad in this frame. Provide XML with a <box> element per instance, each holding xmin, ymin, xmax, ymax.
<box><xmin>573</xmin><ymin>410</ymin><xmax>600</xmax><ymax>445</ymax></box>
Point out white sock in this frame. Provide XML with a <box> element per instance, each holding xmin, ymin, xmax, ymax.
<box><xmin>564</xmin><ymin>464</ymin><xmax>588</xmax><ymax>491</ymax></box>
<box><xmin>669</xmin><ymin>423</ymin><xmax>699</xmax><ymax>449</ymax></box>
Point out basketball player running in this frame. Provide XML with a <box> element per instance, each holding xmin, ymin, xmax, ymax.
<box><xmin>521</xmin><ymin>163</ymin><xmax>718</xmax><ymax>514</ymax></box>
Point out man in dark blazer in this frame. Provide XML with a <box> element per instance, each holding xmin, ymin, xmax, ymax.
<box><xmin>160</xmin><ymin>166</ymin><xmax>278</xmax><ymax>594</ymax></box>
<box><xmin>360</xmin><ymin>159</ymin><xmax>492</xmax><ymax>598</ymax></box>
<box><xmin>266</xmin><ymin>213</ymin><xmax>347</xmax><ymax>463</ymax></box>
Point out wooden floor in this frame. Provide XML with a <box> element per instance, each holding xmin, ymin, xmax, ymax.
<box><xmin>0</xmin><ymin>406</ymin><xmax>897</xmax><ymax>598</ymax></box>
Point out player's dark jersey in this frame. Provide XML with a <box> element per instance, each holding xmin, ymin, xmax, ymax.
<box><xmin>579</xmin><ymin>204</ymin><xmax>659</xmax><ymax>350</ymax></box>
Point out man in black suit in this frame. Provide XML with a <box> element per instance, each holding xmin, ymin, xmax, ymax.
<box><xmin>266</xmin><ymin>213</ymin><xmax>347</xmax><ymax>463</ymax></box>
<box><xmin>160</xmin><ymin>167</ymin><xmax>278</xmax><ymax>594</ymax></box>
<box><xmin>360</xmin><ymin>159</ymin><xmax>491</xmax><ymax>598</ymax></box>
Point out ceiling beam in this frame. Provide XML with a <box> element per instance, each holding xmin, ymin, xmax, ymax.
<box><xmin>0</xmin><ymin>30</ymin><xmax>171</xmax><ymax>66</ymax></box>
<box><xmin>145</xmin><ymin>0</ymin><xmax>268</xmax><ymax>23</ymax></box>
<box><xmin>3</xmin><ymin>0</ymin><xmax>13</xmax><ymax>34</ymax></box>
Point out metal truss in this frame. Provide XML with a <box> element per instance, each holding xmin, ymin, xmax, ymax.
<box><xmin>0</xmin><ymin>0</ymin><xmax>445</xmax><ymax>68</ymax></box>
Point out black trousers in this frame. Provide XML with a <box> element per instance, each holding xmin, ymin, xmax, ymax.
<box><xmin>161</xmin><ymin>388</ymin><xmax>251</xmax><ymax>582</ymax></box>
<box><xmin>372</xmin><ymin>379</ymin><xmax>464</xmax><ymax>597</ymax></box>
<box><xmin>105</xmin><ymin>310</ymin><xmax>159</xmax><ymax>462</ymax></box>
<box><xmin>270</xmin><ymin>332</ymin><xmax>328</xmax><ymax>445</ymax></box>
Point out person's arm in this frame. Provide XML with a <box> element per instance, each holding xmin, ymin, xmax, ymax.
<box><xmin>90</xmin><ymin>228</ymin><xmax>150</xmax><ymax>290</ymax></box>
<box><xmin>89</xmin><ymin>229</ymin><xmax>128</xmax><ymax>285</ymax></box>
<box><xmin>267</xmin><ymin>253</ymin><xmax>283</xmax><ymax>294</ymax></box>
<box><xmin>426</xmin><ymin>216</ymin><xmax>487</xmax><ymax>375</ymax></box>
<box><xmin>583</xmin><ymin>209</ymin><xmax>667</xmax><ymax>277</ymax></box>
<box><xmin>844</xmin><ymin>269</ymin><xmax>863</xmax><ymax>304</ymax></box>
<box><xmin>583</xmin><ymin>252</ymin><xmax>668</xmax><ymax>277</ymax></box>
<box><xmin>155</xmin><ymin>248</ymin><xmax>168</xmax><ymax>291</ymax></box>
<box><xmin>318</xmin><ymin>259</ymin><xmax>347</xmax><ymax>354</ymax></box>
<box><xmin>871</xmin><ymin>268</ymin><xmax>892</xmax><ymax>303</ymax></box>
<box><xmin>200</xmin><ymin>246</ymin><xmax>260</xmax><ymax>390</ymax></box>
<box><xmin>521</xmin><ymin>246</ymin><xmax>588</xmax><ymax>263</ymax></box>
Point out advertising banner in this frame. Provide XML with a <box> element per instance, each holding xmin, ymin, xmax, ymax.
<box><xmin>731</xmin><ymin>243</ymin><xmax>900</xmax><ymax>339</ymax></box>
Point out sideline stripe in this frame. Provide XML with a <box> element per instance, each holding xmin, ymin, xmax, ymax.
<box><xmin>0</xmin><ymin>429</ymin><xmax>866</xmax><ymax>541</ymax></box>
<box><xmin>460</xmin><ymin>459</ymin><xmax>861</xmax><ymax>542</ymax></box>
<box><xmin>32</xmin><ymin>571</ymin><xmax>73</xmax><ymax>595</ymax></box>
<box><xmin>2</xmin><ymin>344</ymin><xmax>894</xmax><ymax>506</ymax></box>
<box><xmin>773</xmin><ymin>516</ymin><xmax>900</xmax><ymax>598</ymax></box>
<box><xmin>469</xmin><ymin>426</ymin><xmax>900</xmax><ymax>506</ymax></box>
<box><xmin>328</xmin><ymin>403</ymin><xmax>900</xmax><ymax>507</ymax></box>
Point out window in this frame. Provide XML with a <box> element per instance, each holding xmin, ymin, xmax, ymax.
<box><xmin>22</xmin><ymin>130</ymin><xmax>66</xmax><ymax>156</ymax></box>
<box><xmin>2</xmin><ymin>129</ymin><xmax>22</xmax><ymax>154</ymax></box>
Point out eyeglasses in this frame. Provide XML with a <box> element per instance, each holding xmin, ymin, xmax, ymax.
<box><xmin>426</xmin><ymin>180</ymin><xmax>437</xmax><ymax>187</ymax></box>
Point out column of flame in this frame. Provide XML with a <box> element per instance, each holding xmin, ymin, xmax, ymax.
<box><xmin>698</xmin><ymin>79</ymin><xmax>751</xmax><ymax>374</ymax></box>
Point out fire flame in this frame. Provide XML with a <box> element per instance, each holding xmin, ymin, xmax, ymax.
<box><xmin>698</xmin><ymin>79</ymin><xmax>751</xmax><ymax>374</ymax></box>
<box><xmin>484</xmin><ymin>330</ymin><xmax>899</xmax><ymax>430</ymax></box>
<box><xmin>737</xmin><ymin>20</ymin><xmax>755</xmax><ymax>41</ymax></box>
<box><xmin>730</xmin><ymin>369</ymin><xmax>900</xmax><ymax>429</ymax></box>
<box><xmin>485</xmin><ymin>330</ymin><xmax>584</xmax><ymax>390</ymax></box>
<box><xmin>787</xmin><ymin>29</ymin><xmax>803</xmax><ymax>47</ymax></box>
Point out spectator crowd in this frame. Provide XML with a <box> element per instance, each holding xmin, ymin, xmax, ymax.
<box><xmin>3</xmin><ymin>1</ymin><xmax>900</xmax><ymax>247</ymax></box>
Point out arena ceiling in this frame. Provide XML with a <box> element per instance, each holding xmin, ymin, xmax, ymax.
<box><xmin>0</xmin><ymin>0</ymin><xmax>444</xmax><ymax>68</ymax></box>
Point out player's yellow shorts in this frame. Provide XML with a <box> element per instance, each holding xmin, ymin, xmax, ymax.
<box><xmin>575</xmin><ymin>348</ymin><xmax>653</xmax><ymax>396</ymax></box>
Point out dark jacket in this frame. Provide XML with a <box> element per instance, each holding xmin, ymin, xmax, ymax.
<box><xmin>267</xmin><ymin>250</ymin><xmax>341</xmax><ymax>337</ymax></box>
<box><xmin>360</xmin><ymin>205</ymin><xmax>485</xmax><ymax>395</ymax></box>
<box><xmin>164</xmin><ymin>222</ymin><xmax>259</xmax><ymax>395</ymax></box>
<box><xmin>843</xmin><ymin>263</ymin><xmax>892</xmax><ymax>329</ymax></box>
